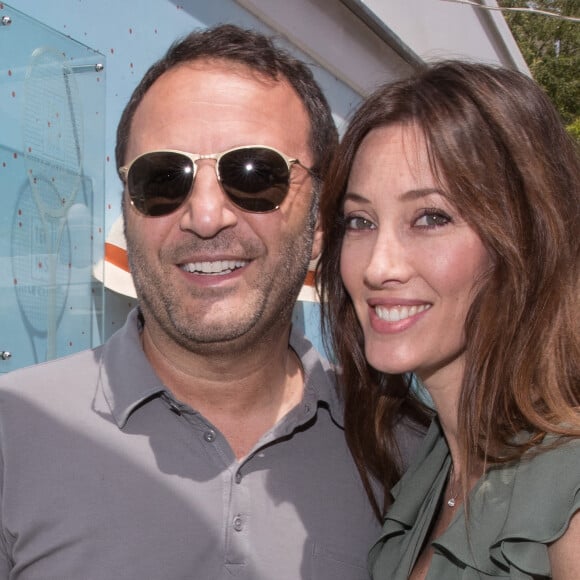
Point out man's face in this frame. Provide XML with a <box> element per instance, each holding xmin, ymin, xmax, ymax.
<box><xmin>123</xmin><ymin>60</ymin><xmax>320</xmax><ymax>354</ymax></box>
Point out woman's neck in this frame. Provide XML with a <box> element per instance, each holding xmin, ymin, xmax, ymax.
<box><xmin>419</xmin><ymin>358</ymin><xmax>465</xmax><ymax>470</ymax></box>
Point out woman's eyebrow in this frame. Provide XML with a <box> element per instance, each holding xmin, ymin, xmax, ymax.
<box><xmin>343</xmin><ymin>188</ymin><xmax>445</xmax><ymax>205</ymax></box>
<box><xmin>343</xmin><ymin>191</ymin><xmax>371</xmax><ymax>205</ymax></box>
<box><xmin>398</xmin><ymin>187</ymin><xmax>445</xmax><ymax>201</ymax></box>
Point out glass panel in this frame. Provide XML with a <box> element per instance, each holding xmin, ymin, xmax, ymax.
<box><xmin>0</xmin><ymin>3</ymin><xmax>105</xmax><ymax>372</ymax></box>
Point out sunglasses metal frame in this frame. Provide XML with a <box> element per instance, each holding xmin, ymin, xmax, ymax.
<box><xmin>118</xmin><ymin>144</ymin><xmax>312</xmax><ymax>215</ymax></box>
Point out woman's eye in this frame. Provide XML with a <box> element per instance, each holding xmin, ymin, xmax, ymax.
<box><xmin>344</xmin><ymin>216</ymin><xmax>375</xmax><ymax>231</ymax></box>
<box><xmin>414</xmin><ymin>211</ymin><xmax>451</xmax><ymax>228</ymax></box>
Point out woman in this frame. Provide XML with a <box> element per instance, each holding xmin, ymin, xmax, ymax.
<box><xmin>317</xmin><ymin>61</ymin><xmax>580</xmax><ymax>578</ymax></box>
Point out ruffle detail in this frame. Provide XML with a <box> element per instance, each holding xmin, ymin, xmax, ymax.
<box><xmin>370</xmin><ymin>420</ymin><xmax>580</xmax><ymax>579</ymax></box>
<box><xmin>489</xmin><ymin>439</ymin><xmax>580</xmax><ymax>577</ymax></box>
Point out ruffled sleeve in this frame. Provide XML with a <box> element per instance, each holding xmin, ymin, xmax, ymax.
<box><xmin>434</xmin><ymin>436</ymin><xmax>580</xmax><ymax>578</ymax></box>
<box><xmin>370</xmin><ymin>424</ymin><xmax>580</xmax><ymax>580</ymax></box>
<box><xmin>491</xmin><ymin>437</ymin><xmax>580</xmax><ymax>576</ymax></box>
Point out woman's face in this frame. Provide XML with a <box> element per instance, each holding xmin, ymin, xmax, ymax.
<box><xmin>340</xmin><ymin>123</ymin><xmax>491</xmax><ymax>388</ymax></box>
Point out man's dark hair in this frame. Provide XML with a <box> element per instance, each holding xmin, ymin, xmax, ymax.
<box><xmin>115</xmin><ymin>24</ymin><xmax>338</xmax><ymax>191</ymax></box>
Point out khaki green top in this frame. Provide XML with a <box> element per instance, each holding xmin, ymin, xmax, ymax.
<box><xmin>370</xmin><ymin>419</ymin><xmax>580</xmax><ymax>579</ymax></box>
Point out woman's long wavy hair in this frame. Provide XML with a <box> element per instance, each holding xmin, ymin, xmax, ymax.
<box><xmin>317</xmin><ymin>60</ymin><xmax>580</xmax><ymax>520</ymax></box>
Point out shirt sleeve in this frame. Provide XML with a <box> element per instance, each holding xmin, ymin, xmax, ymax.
<box><xmin>0</xmin><ymin>428</ymin><xmax>12</xmax><ymax>578</ymax></box>
<box><xmin>487</xmin><ymin>437</ymin><xmax>580</xmax><ymax>577</ymax></box>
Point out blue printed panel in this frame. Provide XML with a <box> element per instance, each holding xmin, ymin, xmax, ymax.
<box><xmin>0</xmin><ymin>4</ymin><xmax>106</xmax><ymax>371</ymax></box>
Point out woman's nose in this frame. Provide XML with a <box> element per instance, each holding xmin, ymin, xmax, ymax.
<box><xmin>364</xmin><ymin>231</ymin><xmax>414</xmax><ymax>288</ymax></box>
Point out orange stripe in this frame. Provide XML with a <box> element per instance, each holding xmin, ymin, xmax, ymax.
<box><xmin>105</xmin><ymin>242</ymin><xmax>130</xmax><ymax>273</ymax></box>
<box><xmin>303</xmin><ymin>270</ymin><xmax>315</xmax><ymax>287</ymax></box>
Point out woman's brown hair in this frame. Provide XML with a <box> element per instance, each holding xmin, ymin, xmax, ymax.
<box><xmin>317</xmin><ymin>60</ymin><xmax>580</xmax><ymax>520</ymax></box>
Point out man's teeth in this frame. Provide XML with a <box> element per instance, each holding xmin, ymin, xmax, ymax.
<box><xmin>181</xmin><ymin>260</ymin><xmax>247</xmax><ymax>274</ymax></box>
<box><xmin>375</xmin><ymin>304</ymin><xmax>430</xmax><ymax>322</ymax></box>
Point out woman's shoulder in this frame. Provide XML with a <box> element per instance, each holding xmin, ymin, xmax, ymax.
<box><xmin>371</xmin><ymin>430</ymin><xmax>580</xmax><ymax>578</ymax></box>
<box><xmin>492</xmin><ymin>436</ymin><xmax>580</xmax><ymax>575</ymax></box>
<box><xmin>438</xmin><ymin>435</ymin><xmax>580</xmax><ymax>577</ymax></box>
<box><xmin>496</xmin><ymin>435</ymin><xmax>580</xmax><ymax>536</ymax></box>
<box><xmin>514</xmin><ymin>433</ymin><xmax>580</xmax><ymax>484</ymax></box>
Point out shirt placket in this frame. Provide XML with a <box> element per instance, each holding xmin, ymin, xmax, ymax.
<box><xmin>168</xmin><ymin>398</ymin><xmax>252</xmax><ymax>577</ymax></box>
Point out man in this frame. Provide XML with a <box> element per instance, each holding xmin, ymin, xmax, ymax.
<box><xmin>0</xmin><ymin>25</ymin><xmax>421</xmax><ymax>579</ymax></box>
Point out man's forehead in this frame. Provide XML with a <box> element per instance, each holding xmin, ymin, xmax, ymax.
<box><xmin>127</xmin><ymin>57</ymin><xmax>313</xmax><ymax>162</ymax></box>
<box><xmin>163</xmin><ymin>57</ymin><xmax>283</xmax><ymax>90</ymax></box>
<box><xmin>136</xmin><ymin>62</ymin><xmax>305</xmax><ymax>124</ymax></box>
<box><xmin>136</xmin><ymin>59</ymin><xmax>305</xmax><ymax>122</ymax></box>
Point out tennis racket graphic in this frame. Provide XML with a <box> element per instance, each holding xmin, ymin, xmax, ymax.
<box><xmin>21</xmin><ymin>47</ymin><xmax>83</xmax><ymax>361</ymax></box>
<box><xmin>11</xmin><ymin>179</ymin><xmax>71</xmax><ymax>364</ymax></box>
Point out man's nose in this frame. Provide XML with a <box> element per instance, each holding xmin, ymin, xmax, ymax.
<box><xmin>178</xmin><ymin>160</ymin><xmax>238</xmax><ymax>238</ymax></box>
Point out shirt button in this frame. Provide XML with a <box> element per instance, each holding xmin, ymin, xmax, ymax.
<box><xmin>233</xmin><ymin>515</ymin><xmax>243</xmax><ymax>532</ymax></box>
<box><xmin>203</xmin><ymin>430</ymin><xmax>216</xmax><ymax>442</ymax></box>
<box><xmin>235</xmin><ymin>472</ymin><xmax>242</xmax><ymax>484</ymax></box>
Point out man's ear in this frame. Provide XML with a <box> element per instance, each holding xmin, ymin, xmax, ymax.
<box><xmin>310</xmin><ymin>215</ymin><xmax>323</xmax><ymax>261</ymax></box>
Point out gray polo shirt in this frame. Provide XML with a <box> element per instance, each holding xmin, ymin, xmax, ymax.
<box><xmin>0</xmin><ymin>309</ymin><xmax>420</xmax><ymax>579</ymax></box>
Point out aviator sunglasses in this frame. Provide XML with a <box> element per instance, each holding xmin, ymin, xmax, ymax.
<box><xmin>119</xmin><ymin>145</ymin><xmax>312</xmax><ymax>217</ymax></box>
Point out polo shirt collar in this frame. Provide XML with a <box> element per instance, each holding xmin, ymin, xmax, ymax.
<box><xmin>101</xmin><ymin>308</ymin><xmax>165</xmax><ymax>428</ymax></box>
<box><xmin>101</xmin><ymin>309</ymin><xmax>343</xmax><ymax>429</ymax></box>
<box><xmin>288</xmin><ymin>325</ymin><xmax>344</xmax><ymax>428</ymax></box>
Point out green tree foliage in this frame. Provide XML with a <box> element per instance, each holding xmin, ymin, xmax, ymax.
<box><xmin>501</xmin><ymin>0</ymin><xmax>579</xmax><ymax>136</ymax></box>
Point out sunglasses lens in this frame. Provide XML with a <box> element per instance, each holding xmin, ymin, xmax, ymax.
<box><xmin>219</xmin><ymin>147</ymin><xmax>290</xmax><ymax>212</ymax></box>
<box><xmin>126</xmin><ymin>147</ymin><xmax>295</xmax><ymax>217</ymax></box>
<box><xmin>128</xmin><ymin>152</ymin><xmax>193</xmax><ymax>217</ymax></box>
